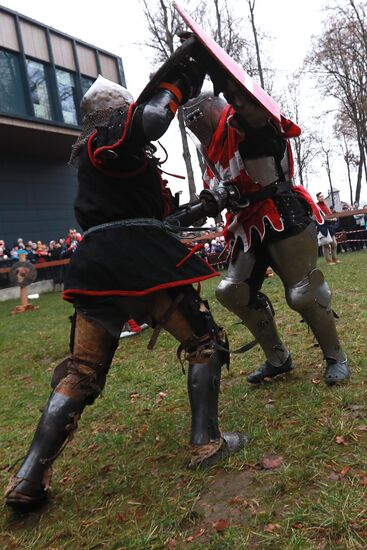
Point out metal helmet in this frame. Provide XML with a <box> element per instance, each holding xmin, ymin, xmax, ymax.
<box><xmin>81</xmin><ymin>75</ymin><xmax>134</xmax><ymax>115</ymax></box>
<box><xmin>183</xmin><ymin>91</ymin><xmax>227</xmax><ymax>147</ymax></box>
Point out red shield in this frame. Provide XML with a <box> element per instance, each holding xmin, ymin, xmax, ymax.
<box><xmin>173</xmin><ymin>0</ymin><xmax>282</xmax><ymax>123</ymax></box>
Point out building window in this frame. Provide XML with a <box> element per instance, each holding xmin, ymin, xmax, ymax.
<box><xmin>0</xmin><ymin>49</ymin><xmax>27</xmax><ymax>116</ymax></box>
<box><xmin>26</xmin><ymin>59</ymin><xmax>52</xmax><ymax>120</ymax></box>
<box><xmin>81</xmin><ymin>75</ymin><xmax>95</xmax><ymax>96</ymax></box>
<box><xmin>56</xmin><ymin>69</ymin><xmax>78</xmax><ymax>125</ymax></box>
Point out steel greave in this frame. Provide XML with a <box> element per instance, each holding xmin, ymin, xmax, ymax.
<box><xmin>188</xmin><ymin>352</ymin><xmax>223</xmax><ymax>446</ymax></box>
<box><xmin>13</xmin><ymin>392</ymin><xmax>84</xmax><ymax>495</ymax></box>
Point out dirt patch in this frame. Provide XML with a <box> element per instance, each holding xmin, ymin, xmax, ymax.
<box><xmin>180</xmin><ymin>468</ymin><xmax>277</xmax><ymax>538</ymax></box>
<box><xmin>194</xmin><ymin>469</ymin><xmax>261</xmax><ymax>524</ymax></box>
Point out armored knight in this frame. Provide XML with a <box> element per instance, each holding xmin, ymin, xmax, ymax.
<box><xmin>5</xmin><ymin>50</ymin><xmax>246</xmax><ymax>509</ymax></box>
<box><xmin>183</xmin><ymin>86</ymin><xmax>349</xmax><ymax>387</ymax></box>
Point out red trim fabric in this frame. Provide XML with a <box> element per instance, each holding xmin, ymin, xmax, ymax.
<box><xmin>63</xmin><ymin>270</ymin><xmax>219</xmax><ymax>301</ymax></box>
<box><xmin>86</xmin><ymin>106</ymin><xmax>150</xmax><ymax>179</ymax></box>
<box><xmin>159</xmin><ymin>82</ymin><xmax>183</xmax><ymax>103</ymax></box>
<box><xmin>93</xmin><ymin>102</ymin><xmax>136</xmax><ymax>159</ymax></box>
<box><xmin>205</xmin><ymin>106</ymin><xmax>284</xmax><ymax>251</ymax></box>
<box><xmin>175</xmin><ymin>243</ymin><xmax>204</xmax><ymax>268</ymax></box>
<box><xmin>203</xmin><ymin>106</ymin><xmax>320</xmax><ymax>250</ymax></box>
<box><xmin>280</xmin><ymin>115</ymin><xmax>302</xmax><ymax>138</ymax></box>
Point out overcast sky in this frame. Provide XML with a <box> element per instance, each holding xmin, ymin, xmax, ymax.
<box><xmin>3</xmin><ymin>0</ymin><xmax>365</xmax><ymax>204</ymax></box>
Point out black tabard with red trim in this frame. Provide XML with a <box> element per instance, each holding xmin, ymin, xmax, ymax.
<box><xmin>64</xmin><ymin>111</ymin><xmax>218</xmax><ymax>301</ymax></box>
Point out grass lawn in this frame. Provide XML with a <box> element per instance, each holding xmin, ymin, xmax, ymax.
<box><xmin>1</xmin><ymin>251</ymin><xmax>366</xmax><ymax>549</ymax></box>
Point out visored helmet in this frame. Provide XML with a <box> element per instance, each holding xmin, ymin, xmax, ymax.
<box><xmin>183</xmin><ymin>91</ymin><xmax>227</xmax><ymax>147</ymax></box>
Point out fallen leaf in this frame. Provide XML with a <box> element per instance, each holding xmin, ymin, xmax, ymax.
<box><xmin>335</xmin><ymin>436</ymin><xmax>347</xmax><ymax>445</ymax></box>
<box><xmin>248</xmin><ymin>499</ymin><xmax>260</xmax><ymax>515</ymax></box>
<box><xmin>138</xmin><ymin>425</ymin><xmax>148</xmax><ymax>439</ymax></box>
<box><xmin>116</xmin><ymin>512</ymin><xmax>128</xmax><ymax>523</ymax></box>
<box><xmin>264</xmin><ymin>522</ymin><xmax>280</xmax><ymax>532</ymax></box>
<box><xmin>100</xmin><ymin>464</ymin><xmax>114</xmax><ymax>474</ymax></box>
<box><xmin>361</xmin><ymin>475</ymin><xmax>367</xmax><ymax>486</ymax></box>
<box><xmin>260</xmin><ymin>455</ymin><xmax>284</xmax><ymax>469</ymax></box>
<box><xmin>130</xmin><ymin>392</ymin><xmax>140</xmax><ymax>403</ymax></box>
<box><xmin>185</xmin><ymin>528</ymin><xmax>205</xmax><ymax>542</ymax></box>
<box><xmin>229</xmin><ymin>495</ymin><xmax>243</xmax><ymax>505</ymax></box>
<box><xmin>166</xmin><ymin>539</ymin><xmax>177</xmax><ymax>550</ymax></box>
<box><xmin>133</xmin><ymin>509</ymin><xmax>145</xmax><ymax>521</ymax></box>
<box><xmin>292</xmin><ymin>523</ymin><xmax>303</xmax><ymax>529</ymax></box>
<box><xmin>340</xmin><ymin>465</ymin><xmax>351</xmax><ymax>477</ymax></box>
<box><xmin>59</xmin><ymin>476</ymin><xmax>72</xmax><ymax>485</ymax></box>
<box><xmin>212</xmin><ymin>518</ymin><xmax>229</xmax><ymax>532</ymax></box>
<box><xmin>155</xmin><ymin>391</ymin><xmax>168</xmax><ymax>403</ymax></box>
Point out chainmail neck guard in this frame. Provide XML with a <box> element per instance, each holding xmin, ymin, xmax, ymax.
<box><xmin>69</xmin><ymin>105</ymin><xmax>130</xmax><ymax>166</ymax></box>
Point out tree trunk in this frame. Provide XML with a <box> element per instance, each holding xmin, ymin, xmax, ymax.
<box><xmin>355</xmin><ymin>145</ymin><xmax>364</xmax><ymax>204</ymax></box>
<box><xmin>248</xmin><ymin>0</ymin><xmax>265</xmax><ymax>88</ymax></box>
<box><xmin>325</xmin><ymin>157</ymin><xmax>334</xmax><ymax>208</ymax></box>
<box><xmin>345</xmin><ymin>158</ymin><xmax>353</xmax><ymax>205</ymax></box>
<box><xmin>177</xmin><ymin>108</ymin><xmax>197</xmax><ymax>201</ymax></box>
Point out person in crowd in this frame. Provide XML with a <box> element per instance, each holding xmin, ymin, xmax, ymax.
<box><xmin>0</xmin><ymin>246</ymin><xmax>9</xmax><ymax>261</ymax></box>
<box><xmin>363</xmin><ymin>205</ymin><xmax>367</xmax><ymax>247</ymax></box>
<box><xmin>120</xmin><ymin>318</ymin><xmax>149</xmax><ymax>338</ymax></box>
<box><xmin>24</xmin><ymin>244</ymin><xmax>36</xmax><ymax>263</ymax></box>
<box><xmin>0</xmin><ymin>239</ymin><xmax>10</xmax><ymax>257</ymax></box>
<box><xmin>34</xmin><ymin>241</ymin><xmax>49</xmax><ymax>263</ymax></box>
<box><xmin>5</xmin><ymin>59</ymin><xmax>246</xmax><ymax>509</ymax></box>
<box><xmin>339</xmin><ymin>204</ymin><xmax>360</xmax><ymax>252</ymax></box>
<box><xmin>352</xmin><ymin>202</ymin><xmax>365</xmax><ymax>250</ymax></box>
<box><xmin>9</xmin><ymin>245</ymin><xmax>19</xmax><ymax>260</ymax></box>
<box><xmin>183</xmin><ymin>86</ymin><xmax>349</xmax><ymax>388</ymax></box>
<box><xmin>61</xmin><ymin>228</ymin><xmax>82</xmax><ymax>258</ymax></box>
<box><xmin>15</xmin><ymin>243</ymin><xmax>28</xmax><ymax>258</ymax></box>
<box><xmin>65</xmin><ymin>228</ymin><xmax>82</xmax><ymax>252</ymax></box>
<box><xmin>210</xmin><ymin>238</ymin><xmax>217</xmax><ymax>253</ymax></box>
<box><xmin>315</xmin><ymin>193</ymin><xmax>340</xmax><ymax>264</ymax></box>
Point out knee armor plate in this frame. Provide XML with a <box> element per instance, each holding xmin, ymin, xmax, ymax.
<box><xmin>286</xmin><ymin>268</ymin><xmax>331</xmax><ymax>312</ymax></box>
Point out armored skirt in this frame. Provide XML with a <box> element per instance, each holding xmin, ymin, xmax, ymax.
<box><xmin>63</xmin><ymin>224</ymin><xmax>218</xmax><ymax>302</ymax></box>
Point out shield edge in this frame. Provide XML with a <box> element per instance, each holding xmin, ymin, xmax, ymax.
<box><xmin>173</xmin><ymin>0</ymin><xmax>282</xmax><ymax>122</ymax></box>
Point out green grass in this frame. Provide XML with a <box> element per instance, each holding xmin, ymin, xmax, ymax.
<box><xmin>1</xmin><ymin>251</ymin><xmax>367</xmax><ymax>549</ymax></box>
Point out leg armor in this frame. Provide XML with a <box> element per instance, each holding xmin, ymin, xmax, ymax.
<box><xmin>5</xmin><ymin>312</ymin><xmax>119</xmax><ymax>509</ymax></box>
<box><xmin>151</xmin><ymin>287</ymin><xmax>247</xmax><ymax>467</ymax></box>
<box><xmin>216</xmin><ymin>245</ymin><xmax>290</xmax><ymax>370</ymax></box>
<box><xmin>268</xmin><ymin>223</ymin><xmax>349</xmax><ymax>385</ymax></box>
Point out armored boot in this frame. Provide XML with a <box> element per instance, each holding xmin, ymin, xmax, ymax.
<box><xmin>151</xmin><ymin>289</ymin><xmax>247</xmax><ymax>469</ymax></box>
<box><xmin>230</xmin><ymin>293</ymin><xmax>292</xmax><ymax>384</ymax></box>
<box><xmin>187</xmin><ymin>347</ymin><xmax>247</xmax><ymax>469</ymax></box>
<box><xmin>5</xmin><ymin>313</ymin><xmax>118</xmax><ymax>509</ymax></box>
<box><xmin>247</xmin><ymin>354</ymin><xmax>293</xmax><ymax>384</ymax></box>
<box><xmin>216</xmin><ymin>273</ymin><xmax>293</xmax><ymax>384</ymax></box>
<box><xmin>5</xmin><ymin>392</ymin><xmax>85</xmax><ymax>508</ymax></box>
<box><xmin>286</xmin><ymin>269</ymin><xmax>349</xmax><ymax>385</ymax></box>
<box><xmin>300</xmin><ymin>303</ymin><xmax>349</xmax><ymax>385</ymax></box>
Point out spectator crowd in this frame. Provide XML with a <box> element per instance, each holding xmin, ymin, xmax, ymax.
<box><xmin>1</xmin><ymin>204</ymin><xmax>366</xmax><ymax>289</ymax></box>
<box><xmin>315</xmin><ymin>200</ymin><xmax>367</xmax><ymax>261</ymax></box>
<box><xmin>0</xmin><ymin>229</ymin><xmax>82</xmax><ymax>288</ymax></box>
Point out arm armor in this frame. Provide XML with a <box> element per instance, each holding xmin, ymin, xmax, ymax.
<box><xmin>136</xmin><ymin>58</ymin><xmax>205</xmax><ymax>143</ymax></box>
<box><xmin>140</xmin><ymin>87</ymin><xmax>180</xmax><ymax>142</ymax></box>
<box><xmin>166</xmin><ymin>181</ymin><xmax>241</xmax><ymax>228</ymax></box>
